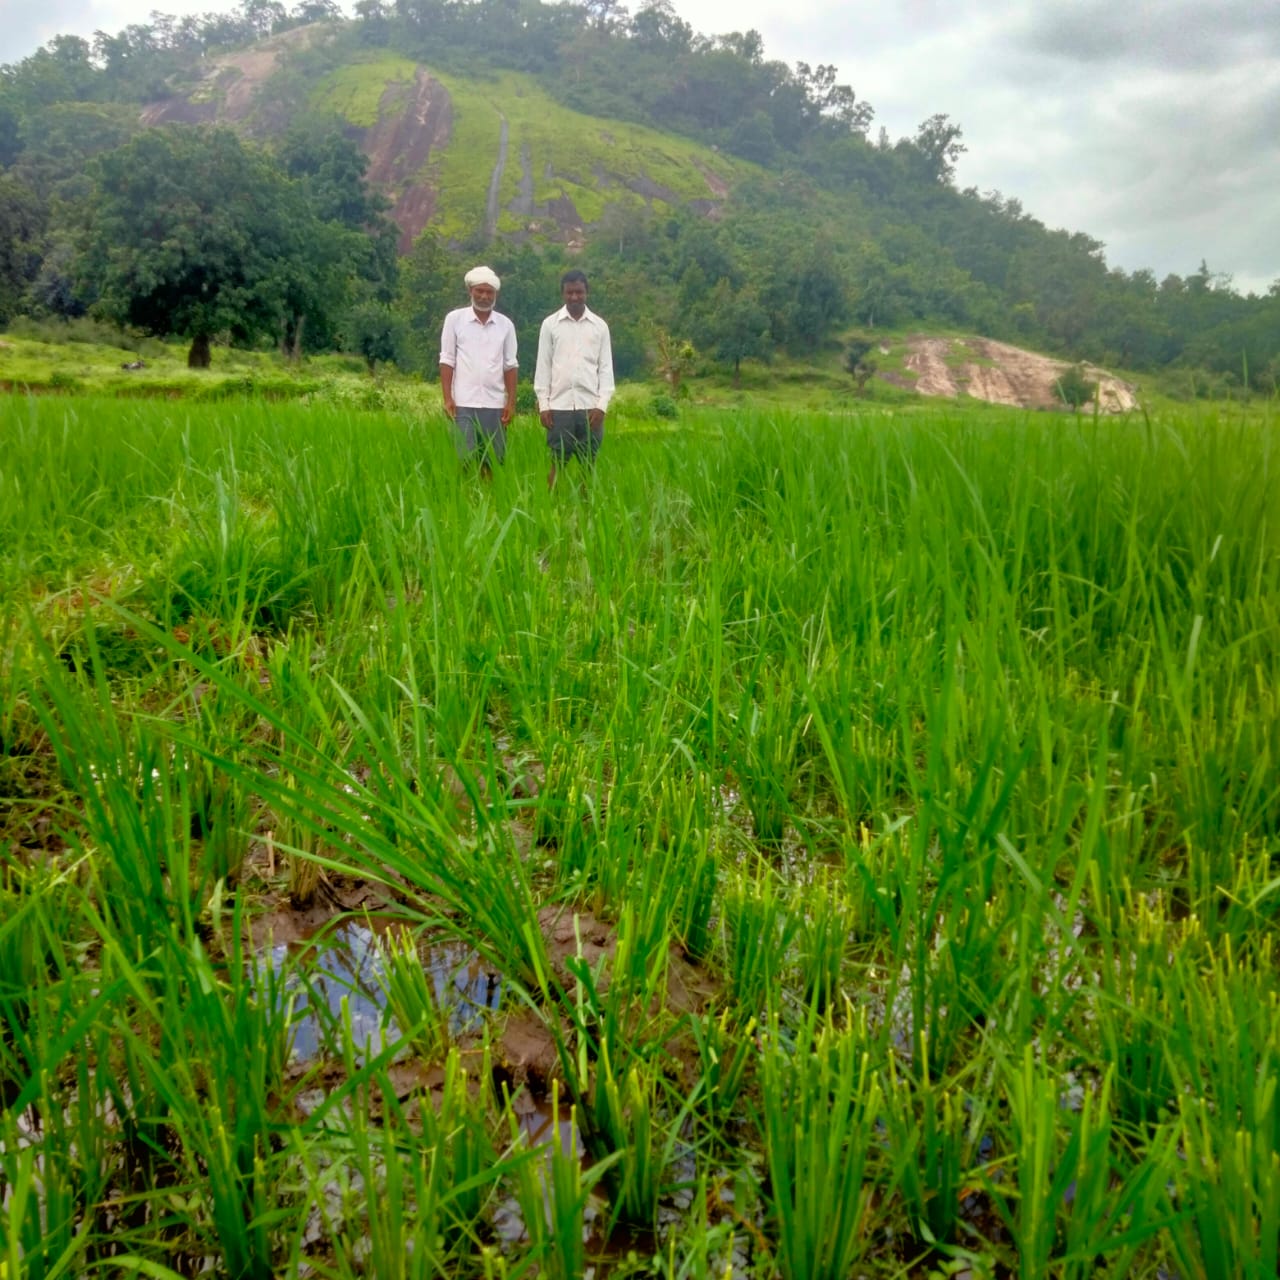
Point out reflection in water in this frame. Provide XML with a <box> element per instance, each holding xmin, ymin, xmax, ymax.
<box><xmin>260</xmin><ymin>921</ymin><xmax>503</xmax><ymax>1062</ymax></box>
<box><xmin>515</xmin><ymin>1095</ymin><xmax>583</xmax><ymax>1158</ymax></box>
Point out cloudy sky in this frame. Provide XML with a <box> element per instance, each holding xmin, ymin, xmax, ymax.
<box><xmin>4</xmin><ymin>0</ymin><xmax>1278</xmax><ymax>295</ymax></box>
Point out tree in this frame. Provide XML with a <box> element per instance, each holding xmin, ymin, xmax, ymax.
<box><xmin>343</xmin><ymin>300</ymin><xmax>404</xmax><ymax>373</ymax></box>
<box><xmin>691</xmin><ymin>279</ymin><xmax>771</xmax><ymax>385</ymax></box>
<box><xmin>394</xmin><ymin>228</ymin><xmax>459</xmax><ymax>374</ymax></box>
<box><xmin>81</xmin><ymin>127</ymin><xmax>327</xmax><ymax>367</ymax></box>
<box><xmin>650</xmin><ymin>327</ymin><xmax>696</xmax><ymax>394</ymax></box>
<box><xmin>844</xmin><ymin>336</ymin><xmax>877</xmax><ymax>395</ymax></box>
<box><xmin>0</xmin><ymin>173</ymin><xmax>45</xmax><ymax>323</ymax></box>
<box><xmin>911</xmin><ymin>113</ymin><xmax>967</xmax><ymax>184</ymax></box>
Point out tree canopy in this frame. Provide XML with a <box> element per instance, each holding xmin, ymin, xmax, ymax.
<box><xmin>81</xmin><ymin>126</ymin><xmax>362</xmax><ymax>365</ymax></box>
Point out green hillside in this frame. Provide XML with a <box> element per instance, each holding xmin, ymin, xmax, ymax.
<box><xmin>0</xmin><ymin>1</ymin><xmax>1276</xmax><ymax>398</ymax></box>
<box><xmin>306</xmin><ymin>57</ymin><xmax>752</xmax><ymax>243</ymax></box>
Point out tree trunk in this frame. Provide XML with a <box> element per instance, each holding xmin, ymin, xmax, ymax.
<box><xmin>187</xmin><ymin>333</ymin><xmax>211</xmax><ymax>368</ymax></box>
<box><xmin>291</xmin><ymin>313</ymin><xmax>304</xmax><ymax>363</ymax></box>
<box><xmin>733</xmin><ymin>356</ymin><xmax>741</xmax><ymax>388</ymax></box>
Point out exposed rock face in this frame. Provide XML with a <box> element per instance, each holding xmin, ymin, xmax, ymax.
<box><xmin>900</xmin><ymin>334</ymin><xmax>1138</xmax><ymax>413</ymax></box>
<box><xmin>140</xmin><ymin>26</ymin><xmax>325</xmax><ymax>128</ymax></box>
<box><xmin>363</xmin><ymin>69</ymin><xmax>453</xmax><ymax>252</ymax></box>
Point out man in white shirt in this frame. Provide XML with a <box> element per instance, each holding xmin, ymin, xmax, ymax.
<box><xmin>439</xmin><ymin>265</ymin><xmax>518</xmax><ymax>477</ymax></box>
<box><xmin>533</xmin><ymin>270</ymin><xmax>615</xmax><ymax>489</ymax></box>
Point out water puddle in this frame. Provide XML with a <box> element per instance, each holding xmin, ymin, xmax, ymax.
<box><xmin>260</xmin><ymin>919</ymin><xmax>503</xmax><ymax>1062</ymax></box>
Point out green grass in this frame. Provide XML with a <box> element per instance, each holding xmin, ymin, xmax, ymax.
<box><xmin>310</xmin><ymin>54</ymin><xmax>418</xmax><ymax>128</ymax></box>
<box><xmin>1</xmin><ymin>391</ymin><xmax>1278</xmax><ymax>1276</ymax></box>
<box><xmin>417</xmin><ymin>67</ymin><xmax>751</xmax><ymax>241</ymax></box>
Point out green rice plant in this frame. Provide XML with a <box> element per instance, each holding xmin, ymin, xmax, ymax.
<box><xmin>1169</xmin><ymin>1097</ymin><xmax>1280</xmax><ymax>1280</ymax></box>
<box><xmin>757</xmin><ymin>1010</ymin><xmax>886</xmax><ymax>1280</ymax></box>
<box><xmin>374</xmin><ymin>925</ymin><xmax>455</xmax><ymax>1060</ymax></box>
<box><xmin>506</xmin><ymin>1085</ymin><xmax>618</xmax><ymax>1280</ymax></box>
<box><xmin>988</xmin><ymin>1048</ymin><xmax>1174</xmax><ymax>1280</ymax></box>
<box><xmin>5</xmin><ymin>395</ymin><xmax>1280</xmax><ymax>1276</ymax></box>
<box><xmin>588</xmin><ymin>1043</ymin><xmax>669</xmax><ymax>1231</ymax></box>
<box><xmin>726</xmin><ymin>668</ymin><xmax>803</xmax><ymax>846</ymax></box>
<box><xmin>794</xmin><ymin>868</ymin><xmax>852</xmax><ymax>1011</ymax></box>
<box><xmin>325</xmin><ymin>1047</ymin><xmax>508</xmax><ymax>1277</ymax></box>
<box><xmin>720</xmin><ymin>863</ymin><xmax>797</xmax><ymax>1020</ymax></box>
<box><xmin>635</xmin><ymin>774</ymin><xmax>718</xmax><ymax>960</ymax></box>
<box><xmin>0</xmin><ymin>859</ymin><xmax>77</xmax><ymax>1091</ymax></box>
<box><xmin>560</xmin><ymin>902</ymin><xmax>675</xmax><ymax>1100</ymax></box>
<box><xmin>688</xmin><ymin>1008</ymin><xmax>757</xmax><ymax>1141</ymax></box>
<box><xmin>424</xmin><ymin>1045</ymin><xmax>506</xmax><ymax>1246</ymax></box>
<box><xmin>1088</xmin><ymin>887</ymin><xmax>1187</xmax><ymax>1129</ymax></box>
<box><xmin>1160</xmin><ymin>942</ymin><xmax>1280</xmax><ymax>1279</ymax></box>
<box><xmin>533</xmin><ymin>741</ymin><xmax>604</xmax><ymax>887</ymax></box>
<box><xmin>882</xmin><ymin>1052</ymin><xmax>976</xmax><ymax>1248</ymax></box>
<box><xmin>840</xmin><ymin>815</ymin><xmax>913</xmax><ymax>949</ymax></box>
<box><xmin>0</xmin><ymin>1101</ymin><xmax>96</xmax><ymax>1280</ymax></box>
<box><xmin>94</xmin><ymin>909</ymin><xmax>299</xmax><ymax>1276</ymax></box>
<box><xmin>653</xmin><ymin>1170</ymin><xmax>741</xmax><ymax>1279</ymax></box>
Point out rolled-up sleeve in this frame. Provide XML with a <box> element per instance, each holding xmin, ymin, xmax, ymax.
<box><xmin>438</xmin><ymin>310</ymin><xmax>457</xmax><ymax>366</ymax></box>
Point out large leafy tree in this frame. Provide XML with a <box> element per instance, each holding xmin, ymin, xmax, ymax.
<box><xmin>81</xmin><ymin>126</ymin><xmax>329</xmax><ymax>366</ymax></box>
<box><xmin>689</xmin><ymin>278</ymin><xmax>771</xmax><ymax>384</ymax></box>
<box><xmin>0</xmin><ymin>172</ymin><xmax>45</xmax><ymax>323</ymax></box>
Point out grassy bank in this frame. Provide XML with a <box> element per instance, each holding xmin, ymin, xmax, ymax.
<box><xmin>2</xmin><ymin>394</ymin><xmax>1278</xmax><ymax>1277</ymax></box>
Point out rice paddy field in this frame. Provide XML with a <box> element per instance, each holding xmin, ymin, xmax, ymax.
<box><xmin>1</xmin><ymin>394</ymin><xmax>1278</xmax><ymax>1279</ymax></box>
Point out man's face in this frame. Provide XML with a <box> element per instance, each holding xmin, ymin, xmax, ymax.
<box><xmin>469</xmin><ymin>284</ymin><xmax>497</xmax><ymax>313</ymax></box>
<box><xmin>562</xmin><ymin>280</ymin><xmax>587</xmax><ymax>318</ymax></box>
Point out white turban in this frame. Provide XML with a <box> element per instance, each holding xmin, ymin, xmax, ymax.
<box><xmin>464</xmin><ymin>265</ymin><xmax>501</xmax><ymax>291</ymax></box>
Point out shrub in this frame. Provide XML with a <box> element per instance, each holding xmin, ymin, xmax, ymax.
<box><xmin>1055</xmin><ymin>363</ymin><xmax>1096</xmax><ymax>409</ymax></box>
<box><xmin>649</xmin><ymin>393</ymin><xmax>679</xmax><ymax>420</ymax></box>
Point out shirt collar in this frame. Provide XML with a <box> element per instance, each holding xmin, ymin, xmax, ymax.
<box><xmin>555</xmin><ymin>304</ymin><xmax>597</xmax><ymax>323</ymax></box>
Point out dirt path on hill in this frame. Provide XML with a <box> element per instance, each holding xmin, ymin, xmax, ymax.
<box><xmin>485</xmin><ymin>114</ymin><xmax>510</xmax><ymax>242</ymax></box>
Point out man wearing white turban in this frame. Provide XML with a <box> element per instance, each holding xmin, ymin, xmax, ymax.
<box><xmin>439</xmin><ymin>265</ymin><xmax>518</xmax><ymax>477</ymax></box>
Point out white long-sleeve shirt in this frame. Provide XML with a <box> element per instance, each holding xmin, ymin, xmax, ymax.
<box><xmin>533</xmin><ymin>306</ymin><xmax>615</xmax><ymax>413</ymax></box>
<box><xmin>439</xmin><ymin>306</ymin><xmax>517</xmax><ymax>408</ymax></box>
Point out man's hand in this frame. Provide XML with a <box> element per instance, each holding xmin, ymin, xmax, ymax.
<box><xmin>500</xmin><ymin>402</ymin><xmax>513</xmax><ymax>427</ymax></box>
<box><xmin>540</xmin><ymin>409</ymin><xmax>554</xmax><ymax>429</ymax></box>
<box><xmin>588</xmin><ymin>408</ymin><xmax>605</xmax><ymax>430</ymax></box>
<box><xmin>443</xmin><ymin>393</ymin><xmax>456</xmax><ymax>419</ymax></box>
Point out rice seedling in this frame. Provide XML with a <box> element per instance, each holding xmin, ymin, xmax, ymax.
<box><xmin>756</xmin><ymin>1008</ymin><xmax>886</xmax><ymax>1280</ymax></box>
<box><xmin>882</xmin><ymin>1051</ymin><xmax>978</xmax><ymax>1249</ymax></box>
<box><xmin>506</xmin><ymin>1084</ymin><xmax>618</xmax><ymax>1280</ymax></box>
<box><xmin>793</xmin><ymin>866</ymin><xmax>852</xmax><ymax>1011</ymax></box>
<box><xmin>375</xmin><ymin>924</ymin><xmax>457</xmax><ymax>1059</ymax></box>
<box><xmin>720</xmin><ymin>863</ymin><xmax>797</xmax><ymax>1020</ymax></box>
<box><xmin>987</xmin><ymin>1046</ymin><xmax>1173</xmax><ymax>1279</ymax></box>
<box><xmin>687</xmin><ymin>1007</ymin><xmax>757</xmax><ymax>1140</ymax></box>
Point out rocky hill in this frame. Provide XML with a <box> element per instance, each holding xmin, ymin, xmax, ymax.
<box><xmin>894</xmin><ymin>336</ymin><xmax>1138</xmax><ymax>412</ymax></box>
<box><xmin>139</xmin><ymin>27</ymin><xmax>748</xmax><ymax>254</ymax></box>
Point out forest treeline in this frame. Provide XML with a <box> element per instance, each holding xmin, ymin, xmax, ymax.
<box><xmin>1</xmin><ymin>0</ymin><xmax>1277</xmax><ymax>395</ymax></box>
